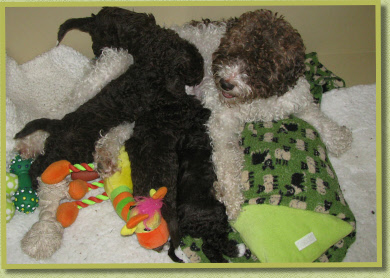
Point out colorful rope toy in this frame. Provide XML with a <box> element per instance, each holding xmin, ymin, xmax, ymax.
<box><xmin>41</xmin><ymin>148</ymin><xmax>169</xmax><ymax>251</ymax></box>
<box><xmin>41</xmin><ymin>160</ymin><xmax>99</xmax><ymax>185</ymax></box>
<box><xmin>40</xmin><ymin>159</ymin><xmax>104</xmax><ymax>227</ymax></box>
<box><xmin>56</xmin><ymin>188</ymin><xmax>109</xmax><ymax>228</ymax></box>
<box><xmin>75</xmin><ymin>192</ymin><xmax>109</xmax><ymax>209</ymax></box>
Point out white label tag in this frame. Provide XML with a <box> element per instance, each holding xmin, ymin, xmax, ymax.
<box><xmin>295</xmin><ymin>232</ymin><xmax>317</xmax><ymax>251</ymax></box>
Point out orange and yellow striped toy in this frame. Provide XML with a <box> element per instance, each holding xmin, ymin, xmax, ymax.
<box><xmin>104</xmin><ymin>147</ymin><xmax>169</xmax><ymax>250</ymax></box>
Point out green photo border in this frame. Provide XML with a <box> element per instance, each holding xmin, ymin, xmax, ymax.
<box><xmin>0</xmin><ymin>0</ymin><xmax>384</xmax><ymax>275</ymax></box>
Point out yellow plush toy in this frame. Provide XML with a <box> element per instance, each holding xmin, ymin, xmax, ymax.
<box><xmin>104</xmin><ymin>146</ymin><xmax>169</xmax><ymax>250</ymax></box>
<box><xmin>104</xmin><ymin>146</ymin><xmax>133</xmax><ymax>195</ymax></box>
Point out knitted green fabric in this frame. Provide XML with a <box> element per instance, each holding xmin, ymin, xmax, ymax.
<box><xmin>180</xmin><ymin>118</ymin><xmax>356</xmax><ymax>263</ymax></box>
<box><xmin>233</xmin><ymin>117</ymin><xmax>356</xmax><ymax>263</ymax></box>
<box><xmin>179</xmin><ymin>54</ymin><xmax>354</xmax><ymax>263</ymax></box>
<box><xmin>305</xmin><ymin>52</ymin><xmax>346</xmax><ymax>104</ymax></box>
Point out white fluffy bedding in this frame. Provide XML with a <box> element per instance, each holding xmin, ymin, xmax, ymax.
<box><xmin>4</xmin><ymin>44</ymin><xmax>377</xmax><ymax>266</ymax></box>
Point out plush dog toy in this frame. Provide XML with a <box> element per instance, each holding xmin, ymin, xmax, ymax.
<box><xmin>104</xmin><ymin>146</ymin><xmax>169</xmax><ymax>250</ymax></box>
<box><xmin>115</xmin><ymin>187</ymin><xmax>169</xmax><ymax>250</ymax></box>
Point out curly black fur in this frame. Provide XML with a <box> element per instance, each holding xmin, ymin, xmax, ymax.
<box><xmin>57</xmin><ymin>7</ymin><xmax>203</xmax><ymax>94</ymax></box>
<box><xmin>127</xmin><ymin>94</ymin><xmax>239</xmax><ymax>262</ymax></box>
<box><xmin>15</xmin><ymin>7</ymin><xmax>238</xmax><ymax>263</ymax></box>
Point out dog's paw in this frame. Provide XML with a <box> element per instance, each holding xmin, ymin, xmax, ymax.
<box><xmin>93</xmin><ymin>148</ymin><xmax>119</xmax><ymax>179</ymax></box>
<box><xmin>96</xmin><ymin>160</ymin><xmax>119</xmax><ymax>179</ymax></box>
<box><xmin>93</xmin><ymin>123</ymin><xmax>133</xmax><ymax>179</ymax></box>
<box><xmin>324</xmin><ymin>125</ymin><xmax>353</xmax><ymax>157</ymax></box>
<box><xmin>225</xmin><ymin>201</ymin><xmax>244</xmax><ymax>221</ymax></box>
<box><xmin>14</xmin><ymin>130</ymin><xmax>49</xmax><ymax>159</ymax></box>
<box><xmin>174</xmin><ymin>247</ymin><xmax>190</xmax><ymax>263</ymax></box>
<box><xmin>236</xmin><ymin>243</ymin><xmax>246</xmax><ymax>257</ymax></box>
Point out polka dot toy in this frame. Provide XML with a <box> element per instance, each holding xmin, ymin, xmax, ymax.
<box><xmin>6</xmin><ymin>198</ymin><xmax>16</xmax><ymax>223</ymax></box>
<box><xmin>13</xmin><ymin>189</ymin><xmax>39</xmax><ymax>214</ymax></box>
<box><xmin>9</xmin><ymin>155</ymin><xmax>39</xmax><ymax>214</ymax></box>
<box><xmin>5</xmin><ymin>173</ymin><xmax>18</xmax><ymax>222</ymax></box>
<box><xmin>6</xmin><ymin>172</ymin><xmax>19</xmax><ymax>197</ymax></box>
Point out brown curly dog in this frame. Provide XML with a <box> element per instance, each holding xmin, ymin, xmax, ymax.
<box><xmin>212</xmin><ymin>9</ymin><xmax>306</xmax><ymax>106</ymax></box>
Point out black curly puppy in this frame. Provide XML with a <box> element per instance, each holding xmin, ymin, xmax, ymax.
<box><xmin>126</xmin><ymin>92</ymin><xmax>241</xmax><ymax>263</ymax></box>
<box><xmin>15</xmin><ymin>7</ymin><xmax>241</xmax><ymax>263</ymax></box>
<box><xmin>15</xmin><ymin>7</ymin><xmax>203</xmax><ymax>188</ymax></box>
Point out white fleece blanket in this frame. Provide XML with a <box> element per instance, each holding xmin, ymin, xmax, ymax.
<box><xmin>4</xmin><ymin>46</ymin><xmax>377</xmax><ymax>265</ymax></box>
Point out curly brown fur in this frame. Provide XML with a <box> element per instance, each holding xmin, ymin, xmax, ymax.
<box><xmin>197</xmin><ymin>9</ymin><xmax>351</xmax><ymax>220</ymax></box>
<box><xmin>212</xmin><ymin>9</ymin><xmax>306</xmax><ymax>106</ymax></box>
<box><xmin>16</xmin><ymin>7</ymin><xmax>240</xmax><ymax>263</ymax></box>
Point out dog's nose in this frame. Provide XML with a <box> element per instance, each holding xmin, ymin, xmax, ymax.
<box><xmin>219</xmin><ymin>78</ymin><xmax>235</xmax><ymax>91</ymax></box>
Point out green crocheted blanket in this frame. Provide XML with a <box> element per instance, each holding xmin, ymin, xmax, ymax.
<box><xmin>304</xmin><ymin>52</ymin><xmax>346</xmax><ymax>104</ymax></box>
<box><xmin>180</xmin><ymin>53</ymin><xmax>355</xmax><ymax>263</ymax></box>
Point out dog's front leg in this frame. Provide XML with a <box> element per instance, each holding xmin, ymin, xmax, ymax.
<box><xmin>14</xmin><ymin>130</ymin><xmax>49</xmax><ymax>160</ymax></box>
<box><xmin>294</xmin><ymin>103</ymin><xmax>353</xmax><ymax>156</ymax></box>
<box><xmin>125</xmin><ymin>131</ymin><xmax>182</xmax><ymax>262</ymax></box>
<box><xmin>207</xmin><ymin>111</ymin><xmax>246</xmax><ymax>220</ymax></box>
<box><xmin>94</xmin><ymin>122</ymin><xmax>134</xmax><ymax>179</ymax></box>
<box><xmin>211</xmin><ymin>144</ymin><xmax>245</xmax><ymax>220</ymax></box>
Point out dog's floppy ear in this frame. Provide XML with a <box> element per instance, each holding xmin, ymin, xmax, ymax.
<box><xmin>14</xmin><ymin>118</ymin><xmax>60</xmax><ymax>139</ymax></box>
<box><xmin>57</xmin><ymin>14</ymin><xmax>95</xmax><ymax>44</ymax></box>
<box><xmin>225</xmin><ymin>16</ymin><xmax>239</xmax><ymax>30</ymax></box>
<box><xmin>165</xmin><ymin>44</ymin><xmax>204</xmax><ymax>95</ymax></box>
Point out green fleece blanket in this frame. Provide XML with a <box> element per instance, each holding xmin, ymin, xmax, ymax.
<box><xmin>180</xmin><ymin>53</ymin><xmax>355</xmax><ymax>263</ymax></box>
